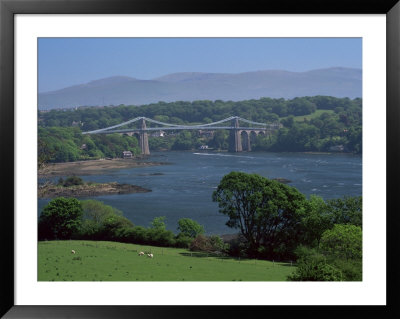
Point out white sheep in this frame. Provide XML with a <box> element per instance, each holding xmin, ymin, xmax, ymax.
<box><xmin>147</xmin><ymin>253</ymin><xmax>153</xmax><ymax>258</ymax></box>
<box><xmin>138</xmin><ymin>251</ymin><xmax>145</xmax><ymax>256</ymax></box>
<box><xmin>71</xmin><ymin>250</ymin><xmax>76</xmax><ymax>254</ymax></box>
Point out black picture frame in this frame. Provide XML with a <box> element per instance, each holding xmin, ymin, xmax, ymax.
<box><xmin>1</xmin><ymin>0</ymin><xmax>399</xmax><ymax>318</ymax></box>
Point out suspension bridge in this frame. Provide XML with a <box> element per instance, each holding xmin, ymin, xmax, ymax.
<box><xmin>82</xmin><ymin>116</ymin><xmax>282</xmax><ymax>155</ymax></box>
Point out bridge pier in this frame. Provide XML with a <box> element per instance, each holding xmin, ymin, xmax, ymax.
<box><xmin>242</xmin><ymin>131</ymin><xmax>251</xmax><ymax>152</ymax></box>
<box><xmin>139</xmin><ymin>118</ymin><xmax>150</xmax><ymax>155</ymax></box>
<box><xmin>228</xmin><ymin>118</ymin><xmax>242</xmax><ymax>152</ymax></box>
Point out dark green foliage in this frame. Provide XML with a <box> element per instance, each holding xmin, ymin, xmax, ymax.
<box><xmin>148</xmin><ymin>136</ymin><xmax>174</xmax><ymax>151</ymax></box>
<box><xmin>174</xmin><ymin>234</ymin><xmax>194</xmax><ymax>248</ymax></box>
<box><xmin>79</xmin><ymin>200</ymin><xmax>132</xmax><ymax>241</ymax></box>
<box><xmin>208</xmin><ymin>235</ymin><xmax>229</xmax><ymax>253</ymax></box>
<box><xmin>288</xmin><ymin>224</ymin><xmax>362</xmax><ymax>281</ymax></box>
<box><xmin>326</xmin><ymin>196</ymin><xmax>362</xmax><ymax>228</ymax></box>
<box><xmin>122</xmin><ymin>226</ymin><xmax>149</xmax><ymax>245</ymax></box>
<box><xmin>287</xmin><ymin>98</ymin><xmax>316</xmax><ymax>115</ymax></box>
<box><xmin>224</xmin><ymin>235</ymin><xmax>248</xmax><ymax>257</ymax></box>
<box><xmin>78</xmin><ymin>202</ymin><xmax>177</xmax><ymax>247</ymax></box>
<box><xmin>146</xmin><ymin>216</ymin><xmax>176</xmax><ymax>247</ymax></box>
<box><xmin>288</xmin><ymin>252</ymin><xmax>342</xmax><ymax>281</ymax></box>
<box><xmin>172</xmin><ymin>131</ymin><xmax>195</xmax><ymax>150</ymax></box>
<box><xmin>301</xmin><ymin>195</ymin><xmax>333</xmax><ymax>247</ymax></box>
<box><xmin>98</xmin><ymin>215</ymin><xmax>134</xmax><ymax>241</ymax></box>
<box><xmin>330</xmin><ymin>258</ymin><xmax>362</xmax><ymax>281</ymax></box>
<box><xmin>146</xmin><ymin>228</ymin><xmax>176</xmax><ymax>247</ymax></box>
<box><xmin>213</xmin><ymin>172</ymin><xmax>308</xmax><ymax>259</ymax></box>
<box><xmin>38</xmin><ymin>197</ymin><xmax>83</xmax><ymax>240</ymax></box>
<box><xmin>209</xmin><ymin>130</ymin><xmax>229</xmax><ymax>150</ymax></box>
<box><xmin>177</xmin><ymin>218</ymin><xmax>205</xmax><ymax>238</ymax></box>
<box><xmin>300</xmin><ymin>195</ymin><xmax>362</xmax><ymax>249</ymax></box>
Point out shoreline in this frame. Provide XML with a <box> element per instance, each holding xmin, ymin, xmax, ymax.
<box><xmin>38</xmin><ymin>181</ymin><xmax>151</xmax><ymax>199</ymax></box>
<box><xmin>38</xmin><ymin>158</ymin><xmax>168</xmax><ymax>177</ymax></box>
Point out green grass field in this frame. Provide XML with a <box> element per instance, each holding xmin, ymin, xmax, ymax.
<box><xmin>281</xmin><ymin>109</ymin><xmax>335</xmax><ymax>122</ymax></box>
<box><xmin>38</xmin><ymin>240</ymin><xmax>295</xmax><ymax>281</ymax></box>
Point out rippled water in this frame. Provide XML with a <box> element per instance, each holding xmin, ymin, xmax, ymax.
<box><xmin>38</xmin><ymin>151</ymin><xmax>362</xmax><ymax>235</ymax></box>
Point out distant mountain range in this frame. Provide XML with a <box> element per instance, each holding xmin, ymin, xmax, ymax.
<box><xmin>38</xmin><ymin>67</ymin><xmax>362</xmax><ymax>110</ymax></box>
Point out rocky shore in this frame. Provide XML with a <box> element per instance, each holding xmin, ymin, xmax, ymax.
<box><xmin>38</xmin><ymin>182</ymin><xmax>151</xmax><ymax>199</ymax></box>
<box><xmin>38</xmin><ymin>158</ymin><xmax>168</xmax><ymax>177</ymax></box>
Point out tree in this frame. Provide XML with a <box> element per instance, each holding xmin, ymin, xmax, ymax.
<box><xmin>81</xmin><ymin>199</ymin><xmax>122</xmax><ymax>224</ymax></box>
<box><xmin>326</xmin><ymin>196</ymin><xmax>362</xmax><ymax>228</ymax></box>
<box><xmin>148</xmin><ymin>216</ymin><xmax>175</xmax><ymax>247</ymax></box>
<box><xmin>78</xmin><ymin>199</ymin><xmax>137</xmax><ymax>241</ymax></box>
<box><xmin>100</xmin><ymin>214</ymin><xmax>134</xmax><ymax>241</ymax></box>
<box><xmin>209</xmin><ymin>130</ymin><xmax>228</xmax><ymax>150</ymax></box>
<box><xmin>301</xmin><ymin>195</ymin><xmax>333</xmax><ymax>247</ymax></box>
<box><xmin>320</xmin><ymin>224</ymin><xmax>362</xmax><ymax>260</ymax></box>
<box><xmin>151</xmin><ymin>216</ymin><xmax>167</xmax><ymax>230</ymax></box>
<box><xmin>288</xmin><ymin>250</ymin><xmax>342</xmax><ymax>281</ymax></box>
<box><xmin>212</xmin><ymin>172</ymin><xmax>308</xmax><ymax>258</ymax></box>
<box><xmin>172</xmin><ymin>131</ymin><xmax>194</xmax><ymax>150</ymax></box>
<box><xmin>177</xmin><ymin>218</ymin><xmax>205</xmax><ymax>238</ymax></box>
<box><xmin>38</xmin><ymin>197</ymin><xmax>83</xmax><ymax>240</ymax></box>
<box><xmin>38</xmin><ymin>137</ymin><xmax>55</xmax><ymax>169</ymax></box>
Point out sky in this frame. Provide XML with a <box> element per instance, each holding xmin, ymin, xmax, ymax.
<box><xmin>38</xmin><ymin>38</ymin><xmax>362</xmax><ymax>93</ymax></box>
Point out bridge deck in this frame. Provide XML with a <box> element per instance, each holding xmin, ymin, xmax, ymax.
<box><xmin>83</xmin><ymin>126</ymin><xmax>272</xmax><ymax>134</ymax></box>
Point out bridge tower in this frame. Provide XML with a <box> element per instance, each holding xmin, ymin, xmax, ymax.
<box><xmin>139</xmin><ymin>118</ymin><xmax>150</xmax><ymax>155</ymax></box>
<box><xmin>228</xmin><ymin>117</ymin><xmax>242</xmax><ymax>152</ymax></box>
<box><xmin>242</xmin><ymin>131</ymin><xmax>251</xmax><ymax>152</ymax></box>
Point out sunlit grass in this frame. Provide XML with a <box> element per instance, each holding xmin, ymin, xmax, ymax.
<box><xmin>38</xmin><ymin>240</ymin><xmax>295</xmax><ymax>281</ymax></box>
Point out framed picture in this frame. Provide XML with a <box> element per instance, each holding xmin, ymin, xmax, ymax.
<box><xmin>1</xmin><ymin>0</ymin><xmax>399</xmax><ymax>317</ymax></box>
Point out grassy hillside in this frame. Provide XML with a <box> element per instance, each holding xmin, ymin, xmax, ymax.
<box><xmin>288</xmin><ymin>109</ymin><xmax>335</xmax><ymax>122</ymax></box>
<box><xmin>38</xmin><ymin>240</ymin><xmax>295</xmax><ymax>281</ymax></box>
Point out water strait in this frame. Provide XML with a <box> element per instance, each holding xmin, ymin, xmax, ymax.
<box><xmin>38</xmin><ymin>151</ymin><xmax>362</xmax><ymax>235</ymax></box>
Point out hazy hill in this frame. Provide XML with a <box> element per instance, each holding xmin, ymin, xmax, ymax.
<box><xmin>38</xmin><ymin>67</ymin><xmax>362</xmax><ymax>110</ymax></box>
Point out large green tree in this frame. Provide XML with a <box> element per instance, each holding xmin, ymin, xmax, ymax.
<box><xmin>320</xmin><ymin>224</ymin><xmax>362</xmax><ymax>260</ymax></box>
<box><xmin>177</xmin><ymin>218</ymin><xmax>205</xmax><ymax>238</ymax></box>
<box><xmin>37</xmin><ymin>137</ymin><xmax>55</xmax><ymax>169</ymax></box>
<box><xmin>212</xmin><ymin>172</ymin><xmax>308</xmax><ymax>258</ymax></box>
<box><xmin>301</xmin><ymin>195</ymin><xmax>333</xmax><ymax>247</ymax></box>
<box><xmin>325</xmin><ymin>196</ymin><xmax>362</xmax><ymax>228</ymax></box>
<box><xmin>38</xmin><ymin>197</ymin><xmax>83</xmax><ymax>240</ymax></box>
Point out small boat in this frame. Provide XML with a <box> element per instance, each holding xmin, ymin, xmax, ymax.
<box><xmin>198</xmin><ymin>145</ymin><xmax>214</xmax><ymax>150</ymax></box>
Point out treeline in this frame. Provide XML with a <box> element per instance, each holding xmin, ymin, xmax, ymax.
<box><xmin>255</xmin><ymin>111</ymin><xmax>362</xmax><ymax>153</ymax></box>
<box><xmin>39</xmin><ymin>95</ymin><xmax>361</xmax><ymax>130</ymax></box>
<box><xmin>38</xmin><ymin>126</ymin><xmax>141</xmax><ymax>163</ymax></box>
<box><xmin>38</xmin><ymin>172</ymin><xmax>362</xmax><ymax>280</ymax></box>
<box><xmin>38</xmin><ymin>197</ymin><xmax>226</xmax><ymax>252</ymax></box>
<box><xmin>38</xmin><ymin>96</ymin><xmax>362</xmax><ymax>159</ymax></box>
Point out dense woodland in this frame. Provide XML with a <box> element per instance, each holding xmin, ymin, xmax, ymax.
<box><xmin>38</xmin><ymin>95</ymin><xmax>362</xmax><ymax>162</ymax></box>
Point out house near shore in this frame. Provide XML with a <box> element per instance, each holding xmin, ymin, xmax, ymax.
<box><xmin>122</xmin><ymin>150</ymin><xmax>133</xmax><ymax>158</ymax></box>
